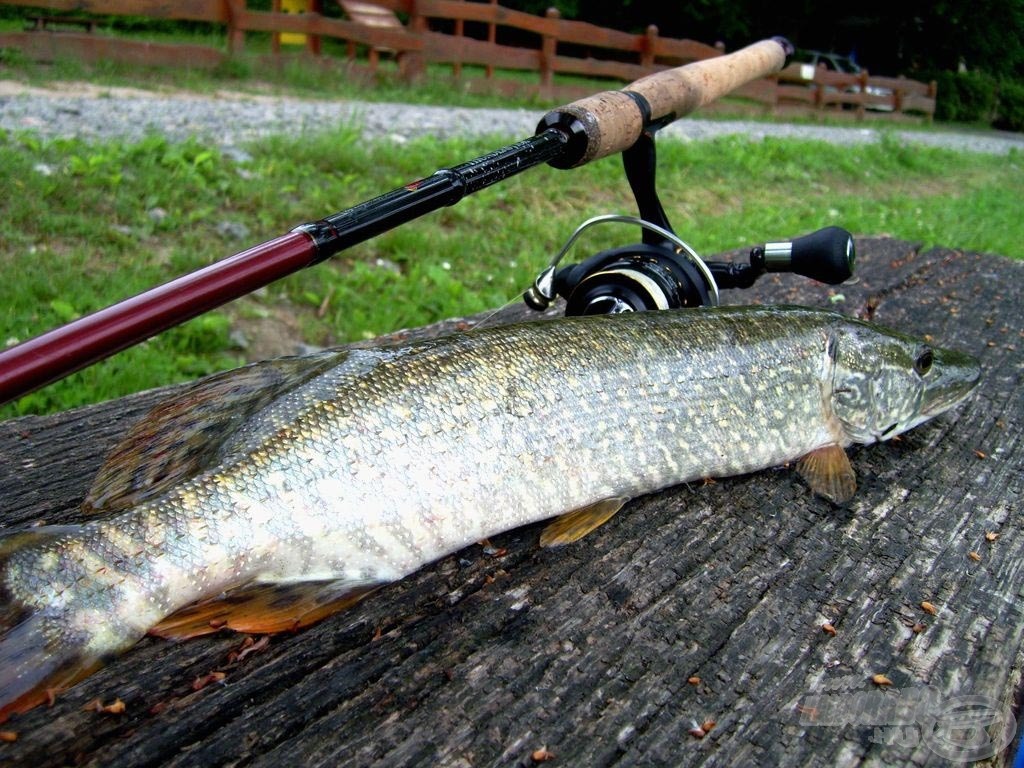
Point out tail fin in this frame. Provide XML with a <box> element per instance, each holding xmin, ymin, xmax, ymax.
<box><xmin>0</xmin><ymin>612</ymin><xmax>101</xmax><ymax>722</ymax></box>
<box><xmin>0</xmin><ymin>529</ymin><xmax>102</xmax><ymax>723</ymax></box>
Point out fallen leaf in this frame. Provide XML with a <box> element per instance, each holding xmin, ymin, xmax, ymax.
<box><xmin>921</xmin><ymin>601</ymin><xmax>937</xmax><ymax>615</ymax></box>
<box><xmin>103</xmin><ymin>699</ymin><xmax>126</xmax><ymax>715</ymax></box>
<box><xmin>83</xmin><ymin>698</ymin><xmax>126</xmax><ymax>715</ymax></box>
<box><xmin>531</xmin><ymin>746</ymin><xmax>555</xmax><ymax>762</ymax></box>
<box><xmin>872</xmin><ymin>674</ymin><xmax>893</xmax><ymax>686</ymax></box>
<box><xmin>234</xmin><ymin>635</ymin><xmax>270</xmax><ymax>663</ymax></box>
<box><xmin>192</xmin><ymin>671</ymin><xmax>227</xmax><ymax>691</ymax></box>
<box><xmin>821</xmin><ymin>623</ymin><xmax>837</xmax><ymax>636</ymax></box>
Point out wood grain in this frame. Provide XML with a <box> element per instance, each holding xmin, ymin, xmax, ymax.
<box><xmin>0</xmin><ymin>238</ymin><xmax>1020</xmax><ymax>767</ymax></box>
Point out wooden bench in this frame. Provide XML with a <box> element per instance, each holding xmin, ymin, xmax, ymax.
<box><xmin>339</xmin><ymin>0</ymin><xmax>404</xmax><ymax>69</ymax></box>
<box><xmin>0</xmin><ymin>237</ymin><xmax>1020</xmax><ymax>765</ymax></box>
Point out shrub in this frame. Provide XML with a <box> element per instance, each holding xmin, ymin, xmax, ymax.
<box><xmin>933</xmin><ymin>70</ymin><xmax>998</xmax><ymax>123</ymax></box>
<box><xmin>995</xmin><ymin>80</ymin><xmax>1024</xmax><ymax>132</ymax></box>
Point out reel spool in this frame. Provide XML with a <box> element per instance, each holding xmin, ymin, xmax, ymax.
<box><xmin>524</xmin><ymin>218</ymin><xmax>856</xmax><ymax>316</ymax></box>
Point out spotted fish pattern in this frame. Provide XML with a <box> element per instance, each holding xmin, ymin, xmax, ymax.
<box><xmin>0</xmin><ymin>305</ymin><xmax>980</xmax><ymax>720</ymax></box>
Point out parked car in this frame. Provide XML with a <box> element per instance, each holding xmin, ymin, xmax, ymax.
<box><xmin>795</xmin><ymin>49</ymin><xmax>862</xmax><ymax>75</ymax></box>
<box><xmin>793</xmin><ymin>49</ymin><xmax>894</xmax><ymax>110</ymax></box>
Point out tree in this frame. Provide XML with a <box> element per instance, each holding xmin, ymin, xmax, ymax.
<box><xmin>500</xmin><ymin>0</ymin><xmax>1024</xmax><ymax>79</ymax></box>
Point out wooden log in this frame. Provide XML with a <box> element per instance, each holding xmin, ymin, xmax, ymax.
<box><xmin>0</xmin><ymin>237</ymin><xmax>1021</xmax><ymax>765</ymax></box>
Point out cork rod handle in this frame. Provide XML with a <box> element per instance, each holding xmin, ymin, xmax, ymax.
<box><xmin>541</xmin><ymin>37</ymin><xmax>792</xmax><ymax>167</ymax></box>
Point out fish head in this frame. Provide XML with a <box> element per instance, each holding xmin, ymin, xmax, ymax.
<box><xmin>826</xmin><ymin>320</ymin><xmax>980</xmax><ymax>444</ymax></box>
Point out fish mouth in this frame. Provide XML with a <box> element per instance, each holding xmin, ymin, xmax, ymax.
<box><xmin>920</xmin><ymin>346</ymin><xmax>982</xmax><ymax>418</ymax></box>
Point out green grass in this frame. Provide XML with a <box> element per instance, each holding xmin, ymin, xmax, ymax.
<box><xmin>1</xmin><ymin>120</ymin><xmax>1021</xmax><ymax>420</ymax></box>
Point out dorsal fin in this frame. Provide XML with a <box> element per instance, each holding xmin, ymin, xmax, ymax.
<box><xmin>82</xmin><ymin>350</ymin><xmax>346</xmax><ymax>514</ymax></box>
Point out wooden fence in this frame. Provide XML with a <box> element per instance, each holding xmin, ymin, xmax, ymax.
<box><xmin>0</xmin><ymin>0</ymin><xmax>936</xmax><ymax>120</ymax></box>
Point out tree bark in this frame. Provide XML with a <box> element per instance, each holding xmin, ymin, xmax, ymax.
<box><xmin>0</xmin><ymin>238</ymin><xmax>1021</xmax><ymax>767</ymax></box>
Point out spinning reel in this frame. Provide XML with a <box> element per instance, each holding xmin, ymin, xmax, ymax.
<box><xmin>524</xmin><ymin>125</ymin><xmax>855</xmax><ymax>316</ymax></box>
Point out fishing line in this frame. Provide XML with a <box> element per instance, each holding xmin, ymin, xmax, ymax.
<box><xmin>470</xmin><ymin>213</ymin><xmax>720</xmax><ymax>333</ymax></box>
<box><xmin>527</xmin><ymin>213</ymin><xmax>719</xmax><ymax>309</ymax></box>
<box><xmin>467</xmin><ymin>294</ymin><xmax>531</xmax><ymax>333</ymax></box>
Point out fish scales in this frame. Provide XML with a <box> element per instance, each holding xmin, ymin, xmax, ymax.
<box><xmin>0</xmin><ymin>305</ymin><xmax>980</xmax><ymax>719</ymax></box>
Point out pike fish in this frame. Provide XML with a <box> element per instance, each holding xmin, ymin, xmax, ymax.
<box><xmin>0</xmin><ymin>306</ymin><xmax>979</xmax><ymax>720</ymax></box>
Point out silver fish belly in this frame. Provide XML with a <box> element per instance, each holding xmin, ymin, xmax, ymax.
<box><xmin>0</xmin><ymin>305</ymin><xmax>980</xmax><ymax>719</ymax></box>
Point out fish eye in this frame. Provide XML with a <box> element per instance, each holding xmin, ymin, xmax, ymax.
<box><xmin>913</xmin><ymin>347</ymin><xmax>934</xmax><ymax>376</ymax></box>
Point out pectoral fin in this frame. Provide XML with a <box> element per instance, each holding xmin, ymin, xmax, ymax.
<box><xmin>539</xmin><ymin>497</ymin><xmax>629</xmax><ymax>547</ymax></box>
<box><xmin>797</xmin><ymin>444</ymin><xmax>856</xmax><ymax>503</ymax></box>
<box><xmin>149</xmin><ymin>580</ymin><xmax>381</xmax><ymax>639</ymax></box>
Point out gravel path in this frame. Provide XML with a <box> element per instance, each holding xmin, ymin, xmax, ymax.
<box><xmin>2</xmin><ymin>80</ymin><xmax>1023</xmax><ymax>155</ymax></box>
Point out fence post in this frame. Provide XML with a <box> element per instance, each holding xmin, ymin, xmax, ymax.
<box><xmin>453</xmin><ymin>16</ymin><xmax>463</xmax><ymax>79</ymax></box>
<box><xmin>400</xmin><ymin>0</ymin><xmax>427</xmax><ymax>81</ymax></box>
<box><xmin>271</xmin><ymin>0</ymin><xmax>281</xmax><ymax>54</ymax></box>
<box><xmin>927</xmin><ymin>80</ymin><xmax>937</xmax><ymax>123</ymax></box>
<box><xmin>225</xmin><ymin>0</ymin><xmax>246</xmax><ymax>55</ymax></box>
<box><xmin>486</xmin><ymin>0</ymin><xmax>497</xmax><ymax>79</ymax></box>
<box><xmin>308</xmin><ymin>0</ymin><xmax>322</xmax><ymax>56</ymax></box>
<box><xmin>540</xmin><ymin>7</ymin><xmax>559</xmax><ymax>96</ymax></box>
<box><xmin>641</xmin><ymin>24</ymin><xmax>657</xmax><ymax>71</ymax></box>
<box><xmin>857</xmin><ymin>69</ymin><xmax>867</xmax><ymax>120</ymax></box>
<box><xmin>893</xmin><ymin>76</ymin><xmax>905</xmax><ymax>115</ymax></box>
<box><xmin>814</xmin><ymin>63</ymin><xmax>825</xmax><ymax>113</ymax></box>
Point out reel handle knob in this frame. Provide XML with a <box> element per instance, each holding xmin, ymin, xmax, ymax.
<box><xmin>761</xmin><ymin>226</ymin><xmax>855</xmax><ymax>285</ymax></box>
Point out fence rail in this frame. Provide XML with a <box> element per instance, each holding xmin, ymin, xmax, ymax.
<box><xmin>0</xmin><ymin>0</ymin><xmax>936</xmax><ymax>121</ymax></box>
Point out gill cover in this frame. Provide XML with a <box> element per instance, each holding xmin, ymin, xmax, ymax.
<box><xmin>826</xmin><ymin>320</ymin><xmax>980</xmax><ymax>444</ymax></box>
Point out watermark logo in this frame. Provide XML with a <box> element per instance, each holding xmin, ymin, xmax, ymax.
<box><xmin>794</xmin><ymin>676</ymin><xmax>1016</xmax><ymax>762</ymax></box>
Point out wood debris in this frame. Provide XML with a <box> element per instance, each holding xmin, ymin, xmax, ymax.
<box><xmin>192</xmin><ymin>671</ymin><xmax>226</xmax><ymax>691</ymax></box>
<box><xmin>531</xmin><ymin>746</ymin><xmax>555</xmax><ymax>762</ymax></box>
<box><xmin>83</xmin><ymin>698</ymin><xmax>126</xmax><ymax>715</ymax></box>
<box><xmin>227</xmin><ymin>635</ymin><xmax>270</xmax><ymax>664</ymax></box>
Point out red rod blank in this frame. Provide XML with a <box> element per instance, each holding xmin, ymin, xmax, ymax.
<box><xmin>0</xmin><ymin>231</ymin><xmax>316</xmax><ymax>406</ymax></box>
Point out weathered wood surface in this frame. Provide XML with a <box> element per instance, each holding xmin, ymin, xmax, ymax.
<box><xmin>0</xmin><ymin>237</ymin><xmax>1021</xmax><ymax>766</ymax></box>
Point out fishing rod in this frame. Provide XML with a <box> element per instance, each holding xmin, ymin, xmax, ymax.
<box><xmin>0</xmin><ymin>37</ymin><xmax>797</xmax><ymax>407</ymax></box>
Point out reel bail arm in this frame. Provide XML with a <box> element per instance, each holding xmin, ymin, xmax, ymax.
<box><xmin>523</xmin><ymin>124</ymin><xmax>856</xmax><ymax>315</ymax></box>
